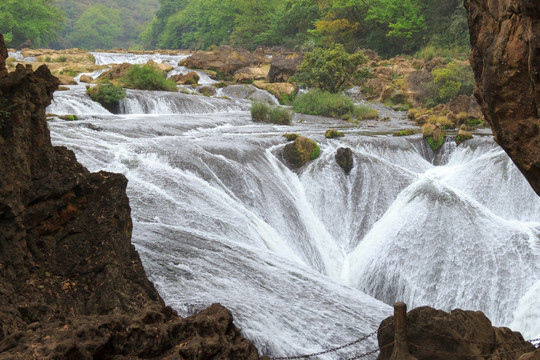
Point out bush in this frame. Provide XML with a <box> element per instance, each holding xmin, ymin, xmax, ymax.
<box><xmin>425</xmin><ymin>62</ymin><xmax>474</xmax><ymax>107</ymax></box>
<box><xmin>87</xmin><ymin>84</ymin><xmax>126</xmax><ymax>105</ymax></box>
<box><xmin>354</xmin><ymin>105</ymin><xmax>378</xmax><ymax>120</ymax></box>
<box><xmin>293</xmin><ymin>90</ymin><xmax>355</xmax><ymax>118</ymax></box>
<box><xmin>251</xmin><ymin>102</ymin><xmax>292</xmax><ymax>125</ymax></box>
<box><xmin>295</xmin><ymin>44</ymin><xmax>367</xmax><ymax>93</ymax></box>
<box><xmin>119</xmin><ymin>64</ymin><xmax>178</xmax><ymax>91</ymax></box>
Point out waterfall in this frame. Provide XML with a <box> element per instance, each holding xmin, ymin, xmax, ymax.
<box><xmin>47</xmin><ymin>52</ymin><xmax>540</xmax><ymax>357</ymax></box>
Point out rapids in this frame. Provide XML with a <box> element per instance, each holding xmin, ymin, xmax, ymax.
<box><xmin>46</xmin><ymin>52</ymin><xmax>540</xmax><ymax>357</ymax></box>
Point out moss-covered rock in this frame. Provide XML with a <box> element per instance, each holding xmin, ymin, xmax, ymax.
<box><xmin>456</xmin><ymin>129</ymin><xmax>473</xmax><ymax>144</ymax></box>
<box><xmin>283</xmin><ymin>136</ymin><xmax>320</xmax><ymax>169</ymax></box>
<box><xmin>422</xmin><ymin>123</ymin><xmax>445</xmax><ymax>151</ymax></box>
<box><xmin>170</xmin><ymin>71</ymin><xmax>200</xmax><ymax>85</ymax></box>
<box><xmin>325</xmin><ymin>129</ymin><xmax>344</xmax><ymax>138</ymax></box>
<box><xmin>283</xmin><ymin>133</ymin><xmax>300</xmax><ymax>141</ymax></box>
<box><xmin>335</xmin><ymin>147</ymin><xmax>353</xmax><ymax>174</ymax></box>
<box><xmin>393</xmin><ymin>129</ymin><xmax>417</xmax><ymax>136</ymax></box>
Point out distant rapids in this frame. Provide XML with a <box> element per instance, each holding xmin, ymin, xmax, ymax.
<box><xmin>47</xmin><ymin>52</ymin><xmax>540</xmax><ymax>358</ymax></box>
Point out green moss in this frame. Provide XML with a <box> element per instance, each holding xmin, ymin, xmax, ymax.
<box><xmin>59</xmin><ymin>115</ymin><xmax>79</xmax><ymax>121</ymax></box>
<box><xmin>283</xmin><ymin>133</ymin><xmax>300</xmax><ymax>141</ymax></box>
<box><xmin>119</xmin><ymin>64</ymin><xmax>178</xmax><ymax>91</ymax></box>
<box><xmin>426</xmin><ymin>132</ymin><xmax>445</xmax><ymax>151</ymax></box>
<box><xmin>456</xmin><ymin>130</ymin><xmax>473</xmax><ymax>144</ymax></box>
<box><xmin>393</xmin><ymin>129</ymin><xmax>417</xmax><ymax>136</ymax></box>
<box><xmin>310</xmin><ymin>144</ymin><xmax>321</xmax><ymax>160</ymax></box>
<box><xmin>325</xmin><ymin>129</ymin><xmax>344</xmax><ymax>138</ymax></box>
<box><xmin>251</xmin><ymin>102</ymin><xmax>292</xmax><ymax>125</ymax></box>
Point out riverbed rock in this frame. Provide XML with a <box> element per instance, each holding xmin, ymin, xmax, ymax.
<box><xmin>146</xmin><ymin>59</ymin><xmax>173</xmax><ymax>75</ymax></box>
<box><xmin>234</xmin><ymin>66</ymin><xmax>270</xmax><ymax>82</ymax></box>
<box><xmin>180</xmin><ymin>46</ymin><xmax>268</xmax><ymax>75</ymax></box>
<box><xmin>100</xmin><ymin>62</ymin><xmax>133</xmax><ymax>81</ymax></box>
<box><xmin>377</xmin><ymin>306</ymin><xmax>535</xmax><ymax>360</ymax></box>
<box><xmin>79</xmin><ymin>74</ymin><xmax>94</xmax><ymax>83</ymax></box>
<box><xmin>0</xmin><ymin>34</ymin><xmax>264</xmax><ymax>360</ymax></box>
<box><xmin>171</xmin><ymin>71</ymin><xmax>200</xmax><ymax>85</ymax></box>
<box><xmin>267</xmin><ymin>53</ymin><xmax>303</xmax><ymax>83</ymax></box>
<box><xmin>283</xmin><ymin>136</ymin><xmax>320</xmax><ymax>169</ymax></box>
<box><xmin>252</xmin><ymin>80</ymin><xmax>297</xmax><ymax>101</ymax></box>
<box><xmin>465</xmin><ymin>0</ymin><xmax>540</xmax><ymax>195</ymax></box>
<box><xmin>335</xmin><ymin>147</ymin><xmax>354</xmax><ymax>174</ymax></box>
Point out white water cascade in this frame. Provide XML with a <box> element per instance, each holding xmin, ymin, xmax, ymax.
<box><xmin>46</xmin><ymin>53</ymin><xmax>540</xmax><ymax>357</ymax></box>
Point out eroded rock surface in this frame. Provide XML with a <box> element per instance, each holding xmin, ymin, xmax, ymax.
<box><xmin>465</xmin><ymin>0</ymin><xmax>540</xmax><ymax>195</ymax></box>
<box><xmin>377</xmin><ymin>306</ymin><xmax>535</xmax><ymax>360</ymax></box>
<box><xmin>0</xmin><ymin>35</ymin><xmax>263</xmax><ymax>360</ymax></box>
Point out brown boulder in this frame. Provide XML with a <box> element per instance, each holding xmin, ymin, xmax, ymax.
<box><xmin>146</xmin><ymin>59</ymin><xmax>173</xmax><ymax>75</ymax></box>
<box><xmin>377</xmin><ymin>306</ymin><xmax>535</xmax><ymax>360</ymax></box>
<box><xmin>79</xmin><ymin>74</ymin><xmax>94</xmax><ymax>83</ymax></box>
<box><xmin>234</xmin><ymin>66</ymin><xmax>270</xmax><ymax>82</ymax></box>
<box><xmin>465</xmin><ymin>0</ymin><xmax>540</xmax><ymax>195</ymax></box>
<box><xmin>519</xmin><ymin>349</ymin><xmax>540</xmax><ymax>360</ymax></box>
<box><xmin>170</xmin><ymin>71</ymin><xmax>200</xmax><ymax>85</ymax></box>
<box><xmin>267</xmin><ymin>54</ymin><xmax>304</xmax><ymax>83</ymax></box>
<box><xmin>100</xmin><ymin>62</ymin><xmax>133</xmax><ymax>81</ymax></box>
<box><xmin>445</xmin><ymin>95</ymin><xmax>483</xmax><ymax>121</ymax></box>
<box><xmin>180</xmin><ymin>46</ymin><xmax>268</xmax><ymax>75</ymax></box>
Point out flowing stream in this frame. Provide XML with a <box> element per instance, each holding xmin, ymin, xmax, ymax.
<box><xmin>46</xmin><ymin>52</ymin><xmax>540</xmax><ymax>358</ymax></box>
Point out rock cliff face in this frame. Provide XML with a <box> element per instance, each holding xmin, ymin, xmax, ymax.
<box><xmin>0</xmin><ymin>34</ymin><xmax>263</xmax><ymax>359</ymax></box>
<box><xmin>465</xmin><ymin>0</ymin><xmax>540</xmax><ymax>195</ymax></box>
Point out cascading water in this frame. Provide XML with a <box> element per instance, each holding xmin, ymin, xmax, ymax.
<box><xmin>46</xmin><ymin>52</ymin><xmax>540</xmax><ymax>357</ymax></box>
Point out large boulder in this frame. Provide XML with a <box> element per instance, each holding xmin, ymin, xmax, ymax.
<box><xmin>0</xmin><ymin>35</ymin><xmax>264</xmax><ymax>360</ymax></box>
<box><xmin>377</xmin><ymin>306</ymin><xmax>535</xmax><ymax>360</ymax></box>
<box><xmin>180</xmin><ymin>46</ymin><xmax>268</xmax><ymax>75</ymax></box>
<box><xmin>267</xmin><ymin>53</ymin><xmax>304</xmax><ymax>83</ymax></box>
<box><xmin>465</xmin><ymin>0</ymin><xmax>540</xmax><ymax>195</ymax></box>
<box><xmin>170</xmin><ymin>71</ymin><xmax>200</xmax><ymax>85</ymax></box>
<box><xmin>100</xmin><ymin>62</ymin><xmax>133</xmax><ymax>81</ymax></box>
<box><xmin>335</xmin><ymin>147</ymin><xmax>354</xmax><ymax>174</ymax></box>
<box><xmin>234</xmin><ymin>66</ymin><xmax>270</xmax><ymax>82</ymax></box>
<box><xmin>283</xmin><ymin>136</ymin><xmax>320</xmax><ymax>169</ymax></box>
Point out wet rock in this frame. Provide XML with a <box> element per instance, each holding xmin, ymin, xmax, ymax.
<box><xmin>79</xmin><ymin>74</ymin><xmax>94</xmax><ymax>83</ymax></box>
<box><xmin>465</xmin><ymin>0</ymin><xmax>540</xmax><ymax>195</ymax></box>
<box><xmin>456</xmin><ymin>129</ymin><xmax>473</xmax><ymax>144</ymax></box>
<box><xmin>252</xmin><ymin>80</ymin><xmax>297</xmax><ymax>101</ymax></box>
<box><xmin>146</xmin><ymin>59</ymin><xmax>173</xmax><ymax>75</ymax></box>
<box><xmin>377</xmin><ymin>306</ymin><xmax>535</xmax><ymax>360</ymax></box>
<box><xmin>267</xmin><ymin>53</ymin><xmax>303</xmax><ymax>83</ymax></box>
<box><xmin>283</xmin><ymin>136</ymin><xmax>320</xmax><ymax>169</ymax></box>
<box><xmin>171</xmin><ymin>71</ymin><xmax>200</xmax><ymax>85</ymax></box>
<box><xmin>325</xmin><ymin>129</ymin><xmax>344</xmax><ymax>138</ymax></box>
<box><xmin>335</xmin><ymin>147</ymin><xmax>354</xmax><ymax>174</ymax></box>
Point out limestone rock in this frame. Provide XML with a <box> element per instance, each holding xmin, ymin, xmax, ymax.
<box><xmin>465</xmin><ymin>0</ymin><xmax>540</xmax><ymax>195</ymax></box>
<box><xmin>519</xmin><ymin>349</ymin><xmax>540</xmax><ymax>360</ymax></box>
<box><xmin>171</xmin><ymin>71</ymin><xmax>200</xmax><ymax>85</ymax></box>
<box><xmin>180</xmin><ymin>46</ymin><xmax>268</xmax><ymax>75</ymax></box>
<box><xmin>146</xmin><ymin>59</ymin><xmax>173</xmax><ymax>75</ymax></box>
<box><xmin>335</xmin><ymin>147</ymin><xmax>354</xmax><ymax>174</ymax></box>
<box><xmin>283</xmin><ymin>136</ymin><xmax>320</xmax><ymax>169</ymax></box>
<box><xmin>252</xmin><ymin>80</ymin><xmax>297</xmax><ymax>101</ymax></box>
<box><xmin>100</xmin><ymin>62</ymin><xmax>133</xmax><ymax>81</ymax></box>
<box><xmin>377</xmin><ymin>306</ymin><xmax>535</xmax><ymax>360</ymax></box>
<box><xmin>267</xmin><ymin>53</ymin><xmax>303</xmax><ymax>83</ymax></box>
<box><xmin>234</xmin><ymin>66</ymin><xmax>270</xmax><ymax>82</ymax></box>
<box><xmin>79</xmin><ymin>74</ymin><xmax>94</xmax><ymax>83</ymax></box>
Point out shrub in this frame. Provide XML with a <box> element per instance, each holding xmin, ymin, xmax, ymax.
<box><xmin>119</xmin><ymin>64</ymin><xmax>178</xmax><ymax>91</ymax></box>
<box><xmin>87</xmin><ymin>84</ymin><xmax>126</xmax><ymax>105</ymax></box>
<box><xmin>425</xmin><ymin>62</ymin><xmax>474</xmax><ymax>106</ymax></box>
<box><xmin>295</xmin><ymin>44</ymin><xmax>367</xmax><ymax>93</ymax></box>
<box><xmin>354</xmin><ymin>105</ymin><xmax>378</xmax><ymax>120</ymax></box>
<box><xmin>293</xmin><ymin>90</ymin><xmax>355</xmax><ymax>118</ymax></box>
<box><xmin>251</xmin><ymin>102</ymin><xmax>292</xmax><ymax>125</ymax></box>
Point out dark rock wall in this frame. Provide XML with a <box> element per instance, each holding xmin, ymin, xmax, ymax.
<box><xmin>0</xmin><ymin>35</ymin><xmax>263</xmax><ymax>359</ymax></box>
<box><xmin>465</xmin><ymin>0</ymin><xmax>540</xmax><ymax>195</ymax></box>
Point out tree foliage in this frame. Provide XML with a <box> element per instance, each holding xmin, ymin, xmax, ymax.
<box><xmin>68</xmin><ymin>5</ymin><xmax>123</xmax><ymax>50</ymax></box>
<box><xmin>295</xmin><ymin>44</ymin><xmax>367</xmax><ymax>93</ymax></box>
<box><xmin>0</xmin><ymin>0</ymin><xmax>64</xmax><ymax>47</ymax></box>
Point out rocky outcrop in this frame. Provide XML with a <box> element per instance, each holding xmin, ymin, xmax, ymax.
<box><xmin>465</xmin><ymin>0</ymin><xmax>540</xmax><ymax>195</ymax></box>
<box><xmin>377</xmin><ymin>306</ymin><xmax>536</xmax><ymax>360</ymax></box>
<box><xmin>171</xmin><ymin>71</ymin><xmax>200</xmax><ymax>85</ymax></box>
<box><xmin>180</xmin><ymin>46</ymin><xmax>268</xmax><ymax>76</ymax></box>
<box><xmin>234</xmin><ymin>66</ymin><xmax>270</xmax><ymax>83</ymax></box>
<box><xmin>100</xmin><ymin>62</ymin><xmax>133</xmax><ymax>81</ymax></box>
<box><xmin>283</xmin><ymin>136</ymin><xmax>320</xmax><ymax>169</ymax></box>
<box><xmin>0</xmin><ymin>35</ymin><xmax>264</xmax><ymax>360</ymax></box>
<box><xmin>267</xmin><ymin>54</ymin><xmax>303</xmax><ymax>83</ymax></box>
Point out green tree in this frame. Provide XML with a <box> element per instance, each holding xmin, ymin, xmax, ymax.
<box><xmin>295</xmin><ymin>44</ymin><xmax>367</xmax><ymax>93</ymax></box>
<box><xmin>68</xmin><ymin>5</ymin><xmax>123</xmax><ymax>49</ymax></box>
<box><xmin>0</xmin><ymin>0</ymin><xmax>64</xmax><ymax>47</ymax></box>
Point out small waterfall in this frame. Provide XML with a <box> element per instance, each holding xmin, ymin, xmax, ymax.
<box><xmin>48</xmin><ymin>86</ymin><xmax>111</xmax><ymax>115</ymax></box>
<box><xmin>119</xmin><ymin>89</ymin><xmax>249</xmax><ymax>114</ymax></box>
<box><xmin>168</xmin><ymin>66</ymin><xmax>217</xmax><ymax>85</ymax></box>
<box><xmin>91</xmin><ymin>51</ymin><xmax>190</xmax><ymax>66</ymax></box>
